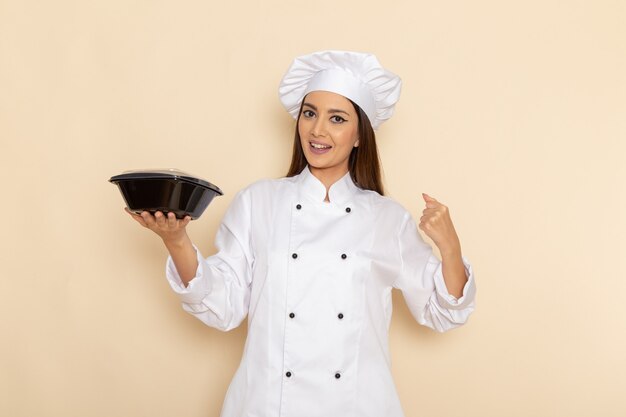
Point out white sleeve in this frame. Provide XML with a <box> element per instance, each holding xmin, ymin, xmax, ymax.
<box><xmin>165</xmin><ymin>189</ymin><xmax>254</xmax><ymax>332</ymax></box>
<box><xmin>393</xmin><ymin>212</ymin><xmax>477</xmax><ymax>333</ymax></box>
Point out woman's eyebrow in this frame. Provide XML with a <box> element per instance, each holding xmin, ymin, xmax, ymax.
<box><xmin>302</xmin><ymin>102</ymin><xmax>350</xmax><ymax>116</ymax></box>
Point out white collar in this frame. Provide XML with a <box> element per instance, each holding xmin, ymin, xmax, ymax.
<box><xmin>296</xmin><ymin>165</ymin><xmax>359</xmax><ymax>205</ymax></box>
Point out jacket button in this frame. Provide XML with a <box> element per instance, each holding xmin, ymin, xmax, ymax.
<box><xmin>296</xmin><ymin>204</ymin><xmax>302</xmax><ymax>210</ymax></box>
<box><xmin>289</xmin><ymin>312</ymin><xmax>295</xmax><ymax>319</ymax></box>
<box><xmin>292</xmin><ymin>253</ymin><xmax>298</xmax><ymax>259</ymax></box>
<box><xmin>345</xmin><ymin>207</ymin><xmax>351</xmax><ymax>213</ymax></box>
<box><xmin>286</xmin><ymin>371</ymin><xmax>292</xmax><ymax>378</ymax></box>
<box><xmin>338</xmin><ymin>313</ymin><xmax>344</xmax><ymax>319</ymax></box>
<box><xmin>341</xmin><ymin>253</ymin><xmax>347</xmax><ymax>259</ymax></box>
<box><xmin>335</xmin><ymin>372</ymin><xmax>341</xmax><ymax>379</ymax></box>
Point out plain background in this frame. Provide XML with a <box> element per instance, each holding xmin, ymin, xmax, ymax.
<box><xmin>1</xmin><ymin>1</ymin><xmax>625</xmax><ymax>416</ymax></box>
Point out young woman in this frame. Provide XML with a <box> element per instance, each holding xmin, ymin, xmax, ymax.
<box><xmin>127</xmin><ymin>50</ymin><xmax>476</xmax><ymax>417</ymax></box>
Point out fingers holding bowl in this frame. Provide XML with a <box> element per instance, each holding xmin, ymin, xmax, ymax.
<box><xmin>167</xmin><ymin>211</ymin><xmax>178</xmax><ymax>228</ymax></box>
<box><xmin>167</xmin><ymin>212</ymin><xmax>192</xmax><ymax>230</ymax></box>
<box><xmin>125</xmin><ymin>207</ymin><xmax>149</xmax><ymax>228</ymax></box>
<box><xmin>124</xmin><ymin>207</ymin><xmax>193</xmax><ymax>239</ymax></box>
<box><xmin>154</xmin><ymin>210</ymin><xmax>167</xmax><ymax>227</ymax></box>
<box><xmin>140</xmin><ymin>210</ymin><xmax>158</xmax><ymax>229</ymax></box>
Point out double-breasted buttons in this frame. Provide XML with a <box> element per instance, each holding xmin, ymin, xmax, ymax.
<box><xmin>286</xmin><ymin>200</ymin><xmax>353</xmax><ymax>389</ymax></box>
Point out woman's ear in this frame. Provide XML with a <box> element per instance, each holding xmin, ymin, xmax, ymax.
<box><xmin>354</xmin><ymin>138</ymin><xmax>360</xmax><ymax>147</ymax></box>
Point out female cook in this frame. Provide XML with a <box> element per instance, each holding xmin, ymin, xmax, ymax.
<box><xmin>127</xmin><ymin>50</ymin><xmax>477</xmax><ymax>417</ymax></box>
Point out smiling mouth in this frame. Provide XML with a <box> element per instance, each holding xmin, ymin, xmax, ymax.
<box><xmin>309</xmin><ymin>141</ymin><xmax>332</xmax><ymax>150</ymax></box>
<box><xmin>308</xmin><ymin>141</ymin><xmax>333</xmax><ymax>155</ymax></box>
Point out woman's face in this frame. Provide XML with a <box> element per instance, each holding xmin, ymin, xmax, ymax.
<box><xmin>298</xmin><ymin>90</ymin><xmax>359</xmax><ymax>178</ymax></box>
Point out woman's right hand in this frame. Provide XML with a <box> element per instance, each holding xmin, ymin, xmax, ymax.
<box><xmin>125</xmin><ymin>207</ymin><xmax>192</xmax><ymax>245</ymax></box>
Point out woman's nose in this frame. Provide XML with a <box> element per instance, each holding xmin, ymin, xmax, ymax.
<box><xmin>311</xmin><ymin>118</ymin><xmax>327</xmax><ymax>137</ymax></box>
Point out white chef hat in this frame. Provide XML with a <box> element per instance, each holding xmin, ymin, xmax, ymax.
<box><xmin>278</xmin><ymin>50</ymin><xmax>402</xmax><ymax>130</ymax></box>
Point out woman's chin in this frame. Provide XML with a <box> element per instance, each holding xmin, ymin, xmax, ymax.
<box><xmin>304</xmin><ymin>154</ymin><xmax>327</xmax><ymax>168</ymax></box>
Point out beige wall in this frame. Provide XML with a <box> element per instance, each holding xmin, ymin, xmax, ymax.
<box><xmin>1</xmin><ymin>1</ymin><xmax>625</xmax><ymax>416</ymax></box>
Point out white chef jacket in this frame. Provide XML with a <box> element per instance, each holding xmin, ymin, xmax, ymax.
<box><xmin>166</xmin><ymin>165</ymin><xmax>477</xmax><ymax>417</ymax></box>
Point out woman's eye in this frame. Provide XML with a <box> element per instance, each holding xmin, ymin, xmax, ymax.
<box><xmin>302</xmin><ymin>110</ymin><xmax>315</xmax><ymax>118</ymax></box>
<box><xmin>331</xmin><ymin>115</ymin><xmax>346</xmax><ymax>123</ymax></box>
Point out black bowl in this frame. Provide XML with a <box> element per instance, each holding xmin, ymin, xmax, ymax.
<box><xmin>110</xmin><ymin>169</ymin><xmax>223</xmax><ymax>220</ymax></box>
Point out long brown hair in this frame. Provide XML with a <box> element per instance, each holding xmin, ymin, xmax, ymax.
<box><xmin>286</xmin><ymin>98</ymin><xmax>385</xmax><ymax>195</ymax></box>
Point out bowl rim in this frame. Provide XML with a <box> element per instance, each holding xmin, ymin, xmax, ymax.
<box><xmin>109</xmin><ymin>169</ymin><xmax>223</xmax><ymax>195</ymax></box>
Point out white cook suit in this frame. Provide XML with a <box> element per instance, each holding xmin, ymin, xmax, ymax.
<box><xmin>166</xmin><ymin>165</ymin><xmax>477</xmax><ymax>417</ymax></box>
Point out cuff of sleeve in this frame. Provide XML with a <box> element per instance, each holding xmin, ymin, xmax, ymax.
<box><xmin>165</xmin><ymin>245</ymin><xmax>212</xmax><ymax>305</ymax></box>
<box><xmin>431</xmin><ymin>254</ymin><xmax>476</xmax><ymax>310</ymax></box>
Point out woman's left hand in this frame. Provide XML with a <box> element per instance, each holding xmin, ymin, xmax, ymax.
<box><xmin>418</xmin><ymin>193</ymin><xmax>462</xmax><ymax>255</ymax></box>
